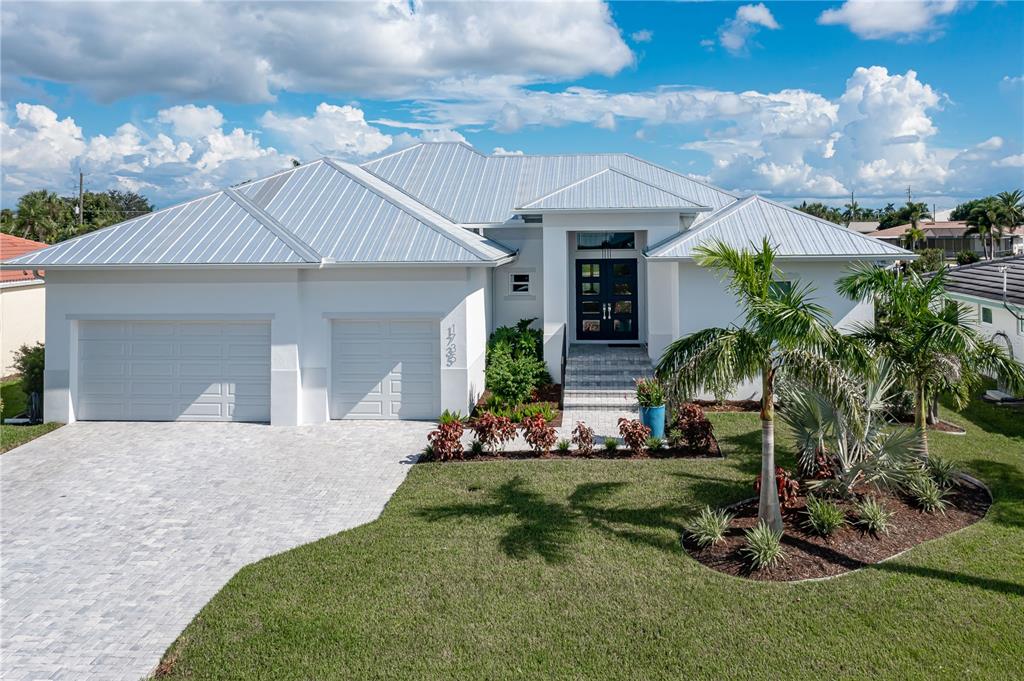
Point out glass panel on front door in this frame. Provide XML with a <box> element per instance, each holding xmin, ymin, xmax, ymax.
<box><xmin>575</xmin><ymin>258</ymin><xmax>638</xmax><ymax>341</ymax></box>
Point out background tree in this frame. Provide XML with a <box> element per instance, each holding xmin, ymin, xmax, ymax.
<box><xmin>2</xmin><ymin>188</ymin><xmax>153</xmax><ymax>244</ymax></box>
<box><xmin>965</xmin><ymin>199</ymin><xmax>1001</xmax><ymax>259</ymax></box>
<box><xmin>656</xmin><ymin>240</ymin><xmax>848</xmax><ymax>532</ymax></box>
<box><xmin>837</xmin><ymin>264</ymin><xmax>1024</xmax><ymax>457</ymax></box>
<box><xmin>842</xmin><ymin>198</ymin><xmax>862</xmax><ymax>225</ymax></box>
<box><xmin>10</xmin><ymin>191</ymin><xmax>74</xmax><ymax>243</ymax></box>
<box><xmin>795</xmin><ymin>201</ymin><xmax>843</xmax><ymax>225</ymax></box>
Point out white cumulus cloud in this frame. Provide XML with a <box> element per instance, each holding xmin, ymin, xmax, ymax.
<box><xmin>260</xmin><ymin>103</ymin><xmax>393</xmax><ymax>160</ymax></box>
<box><xmin>818</xmin><ymin>0</ymin><xmax>964</xmax><ymax>40</ymax></box>
<box><xmin>717</xmin><ymin>3</ymin><xmax>780</xmax><ymax>55</ymax></box>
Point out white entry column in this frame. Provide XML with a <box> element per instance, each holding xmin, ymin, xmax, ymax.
<box><xmin>541</xmin><ymin>226</ymin><xmax>570</xmax><ymax>380</ymax></box>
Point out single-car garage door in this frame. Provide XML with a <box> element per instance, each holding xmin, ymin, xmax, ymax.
<box><xmin>331</xmin><ymin>319</ymin><xmax>440</xmax><ymax>420</ymax></box>
<box><xmin>77</xmin><ymin>320</ymin><xmax>271</xmax><ymax>422</ymax></box>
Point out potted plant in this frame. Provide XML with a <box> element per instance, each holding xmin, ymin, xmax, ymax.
<box><xmin>635</xmin><ymin>377</ymin><xmax>666</xmax><ymax>439</ymax></box>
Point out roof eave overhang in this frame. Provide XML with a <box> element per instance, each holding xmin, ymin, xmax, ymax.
<box><xmin>644</xmin><ymin>253</ymin><xmax>915</xmax><ymax>261</ymax></box>
<box><xmin>512</xmin><ymin>206</ymin><xmax>711</xmax><ymax>215</ymax></box>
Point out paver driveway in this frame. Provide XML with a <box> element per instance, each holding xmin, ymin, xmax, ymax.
<box><xmin>0</xmin><ymin>420</ymin><xmax>432</xmax><ymax>681</ymax></box>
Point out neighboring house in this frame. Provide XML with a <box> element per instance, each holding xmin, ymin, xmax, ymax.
<box><xmin>0</xmin><ymin>234</ymin><xmax>47</xmax><ymax>375</ymax></box>
<box><xmin>847</xmin><ymin>221</ymin><xmax>880</xmax><ymax>234</ymax></box>
<box><xmin>941</xmin><ymin>255</ymin><xmax>1024</xmax><ymax>368</ymax></box>
<box><xmin>4</xmin><ymin>143</ymin><xmax>909</xmax><ymax>425</ymax></box>
<box><xmin>870</xmin><ymin>220</ymin><xmax>1024</xmax><ymax>259</ymax></box>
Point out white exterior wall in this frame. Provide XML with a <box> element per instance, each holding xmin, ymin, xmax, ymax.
<box><xmin>486</xmin><ymin>227</ymin><xmax>544</xmax><ymax>329</ymax></box>
<box><xmin>675</xmin><ymin>259</ymin><xmax>874</xmax><ymax>400</ymax></box>
<box><xmin>43</xmin><ymin>267</ymin><xmax>488</xmax><ymax>425</ymax></box>
<box><xmin>949</xmin><ymin>293</ymin><xmax>1024</xmax><ymax>366</ymax></box>
<box><xmin>0</xmin><ymin>281</ymin><xmax>45</xmax><ymax>375</ymax></box>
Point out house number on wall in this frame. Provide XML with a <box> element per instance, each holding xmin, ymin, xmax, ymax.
<box><xmin>445</xmin><ymin>324</ymin><xmax>457</xmax><ymax>367</ymax></box>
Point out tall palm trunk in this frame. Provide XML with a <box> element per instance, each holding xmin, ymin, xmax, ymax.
<box><xmin>914</xmin><ymin>380</ymin><xmax>929</xmax><ymax>459</ymax></box>
<box><xmin>758</xmin><ymin>366</ymin><xmax>784</xmax><ymax>533</ymax></box>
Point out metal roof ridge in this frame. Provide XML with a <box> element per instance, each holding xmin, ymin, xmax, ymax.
<box><xmin>322</xmin><ymin>159</ymin><xmax>501</xmax><ymax>262</ymax></box>
<box><xmin>516</xmin><ymin>168</ymin><xmax>611</xmax><ymax>209</ymax></box>
<box><xmin>517</xmin><ymin>167</ymin><xmax>709</xmax><ymax>210</ymax></box>
<box><xmin>222</xmin><ymin>187</ymin><xmax>322</xmax><ymax>263</ymax></box>
<box><xmin>646</xmin><ymin>196</ymin><xmax>757</xmax><ymax>257</ymax></box>
<box><xmin>623</xmin><ymin>152</ymin><xmax>740</xmax><ymax>199</ymax></box>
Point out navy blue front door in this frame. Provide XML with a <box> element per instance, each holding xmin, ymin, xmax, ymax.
<box><xmin>575</xmin><ymin>258</ymin><xmax>638</xmax><ymax>341</ymax></box>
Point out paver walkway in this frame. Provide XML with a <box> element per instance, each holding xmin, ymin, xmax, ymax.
<box><xmin>0</xmin><ymin>420</ymin><xmax>431</xmax><ymax>681</ymax></box>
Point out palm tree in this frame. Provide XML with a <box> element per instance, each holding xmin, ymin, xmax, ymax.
<box><xmin>842</xmin><ymin>199</ymin><xmax>861</xmax><ymax>225</ymax></box>
<box><xmin>902</xmin><ymin>223</ymin><xmax>926</xmax><ymax>251</ymax></box>
<box><xmin>837</xmin><ymin>264</ymin><xmax>1024</xmax><ymax>457</ymax></box>
<box><xmin>965</xmin><ymin>199</ymin><xmax>1001</xmax><ymax>259</ymax></box>
<box><xmin>994</xmin><ymin>190</ymin><xmax>1024</xmax><ymax>256</ymax></box>
<box><xmin>656</xmin><ymin>240</ymin><xmax>846</xmax><ymax>532</ymax></box>
<box><xmin>14</xmin><ymin>191</ymin><xmax>71</xmax><ymax>243</ymax></box>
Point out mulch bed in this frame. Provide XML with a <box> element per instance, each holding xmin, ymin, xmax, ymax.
<box><xmin>683</xmin><ymin>478</ymin><xmax>990</xmax><ymax>582</ymax></box>
<box><xmin>424</xmin><ymin>434</ymin><xmax>723</xmax><ymax>463</ymax></box>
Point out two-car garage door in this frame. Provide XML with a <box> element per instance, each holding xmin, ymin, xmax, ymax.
<box><xmin>77</xmin><ymin>320</ymin><xmax>271</xmax><ymax>422</ymax></box>
<box><xmin>330</xmin><ymin>319</ymin><xmax>440</xmax><ymax>420</ymax></box>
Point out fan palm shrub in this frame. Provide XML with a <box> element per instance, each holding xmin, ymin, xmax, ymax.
<box><xmin>837</xmin><ymin>264</ymin><xmax>1024</xmax><ymax>457</ymax></box>
<box><xmin>657</xmin><ymin>239</ymin><xmax>855</xmax><ymax>532</ymax></box>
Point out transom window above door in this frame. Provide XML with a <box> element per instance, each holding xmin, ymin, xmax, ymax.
<box><xmin>576</xmin><ymin>232</ymin><xmax>636</xmax><ymax>250</ymax></box>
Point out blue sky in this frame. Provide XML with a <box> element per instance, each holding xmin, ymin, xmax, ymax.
<box><xmin>2</xmin><ymin>1</ymin><xmax>1022</xmax><ymax>209</ymax></box>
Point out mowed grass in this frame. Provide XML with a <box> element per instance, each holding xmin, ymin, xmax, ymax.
<box><xmin>160</xmin><ymin>398</ymin><xmax>1024</xmax><ymax>680</ymax></box>
<box><xmin>0</xmin><ymin>379</ymin><xmax>60</xmax><ymax>453</ymax></box>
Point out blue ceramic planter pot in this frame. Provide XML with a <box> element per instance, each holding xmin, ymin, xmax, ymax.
<box><xmin>639</xmin><ymin>405</ymin><xmax>666</xmax><ymax>439</ymax></box>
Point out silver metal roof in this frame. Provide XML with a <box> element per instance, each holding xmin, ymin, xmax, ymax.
<box><xmin>362</xmin><ymin>142</ymin><xmax>736</xmax><ymax>223</ymax></box>
<box><xmin>2</xmin><ymin>191</ymin><xmax>313</xmax><ymax>267</ymax></box>
<box><xmin>646</xmin><ymin>195</ymin><xmax>913</xmax><ymax>260</ymax></box>
<box><xmin>4</xmin><ymin>159</ymin><xmax>514</xmax><ymax>268</ymax></box>
<box><xmin>516</xmin><ymin>168</ymin><xmax>707</xmax><ymax>212</ymax></box>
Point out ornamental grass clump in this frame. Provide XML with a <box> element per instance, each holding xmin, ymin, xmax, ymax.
<box><xmin>804</xmin><ymin>495</ymin><xmax>847</xmax><ymax>536</ymax></box>
<box><xmin>855</xmin><ymin>496</ymin><xmax>894</xmax><ymax>535</ymax></box>
<box><xmin>603</xmin><ymin>437</ymin><xmax>619</xmax><ymax>454</ymax></box>
<box><xmin>741</xmin><ymin>521</ymin><xmax>785</xmax><ymax>571</ymax></box>
<box><xmin>645</xmin><ymin>436</ymin><xmax>664</xmax><ymax>451</ymax></box>
<box><xmin>684</xmin><ymin>505</ymin><xmax>734</xmax><ymax>548</ymax></box>
<box><xmin>556</xmin><ymin>438</ymin><xmax>572</xmax><ymax>453</ymax></box>
<box><xmin>905</xmin><ymin>474</ymin><xmax>950</xmax><ymax>514</ymax></box>
<box><xmin>926</xmin><ymin>455</ymin><xmax>959</xmax><ymax>489</ymax></box>
<box><xmin>572</xmin><ymin>421</ymin><xmax>595</xmax><ymax>456</ymax></box>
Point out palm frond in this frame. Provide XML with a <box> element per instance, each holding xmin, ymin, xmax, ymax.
<box><xmin>656</xmin><ymin>326</ymin><xmax>764</xmax><ymax>401</ymax></box>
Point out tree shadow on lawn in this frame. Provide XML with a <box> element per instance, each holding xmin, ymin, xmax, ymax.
<box><xmin>964</xmin><ymin>459</ymin><xmax>1024</xmax><ymax>529</ymax></box>
<box><xmin>868</xmin><ymin>561</ymin><xmax>1024</xmax><ymax>597</ymax></box>
<box><xmin>418</xmin><ymin>477</ymin><xmax>698</xmax><ymax>563</ymax></box>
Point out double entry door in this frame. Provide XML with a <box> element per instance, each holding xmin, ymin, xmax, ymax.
<box><xmin>575</xmin><ymin>258</ymin><xmax>638</xmax><ymax>341</ymax></box>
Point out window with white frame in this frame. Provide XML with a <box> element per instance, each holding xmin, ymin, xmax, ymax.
<box><xmin>509</xmin><ymin>272</ymin><xmax>532</xmax><ymax>295</ymax></box>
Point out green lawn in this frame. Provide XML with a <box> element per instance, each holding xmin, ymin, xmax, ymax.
<box><xmin>1</xmin><ymin>379</ymin><xmax>28</xmax><ymax>420</ymax></box>
<box><xmin>0</xmin><ymin>423</ymin><xmax>62</xmax><ymax>453</ymax></box>
<box><xmin>160</xmin><ymin>398</ymin><xmax>1024</xmax><ymax>680</ymax></box>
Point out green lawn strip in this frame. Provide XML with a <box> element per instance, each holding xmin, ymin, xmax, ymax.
<box><xmin>0</xmin><ymin>423</ymin><xmax>62</xmax><ymax>453</ymax></box>
<box><xmin>159</xmin><ymin>407</ymin><xmax>1023</xmax><ymax>680</ymax></box>
<box><xmin>1</xmin><ymin>379</ymin><xmax>27</xmax><ymax>420</ymax></box>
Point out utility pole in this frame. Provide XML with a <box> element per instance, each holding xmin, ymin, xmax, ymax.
<box><xmin>78</xmin><ymin>170</ymin><xmax>84</xmax><ymax>226</ymax></box>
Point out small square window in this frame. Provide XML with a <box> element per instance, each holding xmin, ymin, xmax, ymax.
<box><xmin>509</xmin><ymin>273</ymin><xmax>531</xmax><ymax>295</ymax></box>
<box><xmin>981</xmin><ymin>306</ymin><xmax>993</xmax><ymax>324</ymax></box>
<box><xmin>771</xmin><ymin>280</ymin><xmax>792</xmax><ymax>296</ymax></box>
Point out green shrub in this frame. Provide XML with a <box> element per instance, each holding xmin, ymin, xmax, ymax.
<box><xmin>645</xmin><ymin>436</ymin><xmax>664</xmax><ymax>451</ymax></box>
<box><xmin>485</xmin><ymin>319</ymin><xmax>551</xmax><ymax>406</ymax></box>
<box><xmin>955</xmin><ymin>250</ymin><xmax>980</xmax><ymax>266</ymax></box>
<box><xmin>468</xmin><ymin>439</ymin><xmax>485</xmax><ymax>457</ymax></box>
<box><xmin>482</xmin><ymin>400</ymin><xmax>557</xmax><ymax>424</ymax></box>
<box><xmin>556</xmin><ymin>438</ymin><xmax>571</xmax><ymax>453</ymax></box>
<box><xmin>603</xmin><ymin>437</ymin><xmax>619</xmax><ymax>453</ymax></box>
<box><xmin>905</xmin><ymin>474</ymin><xmax>949</xmax><ymax>513</ymax></box>
<box><xmin>684</xmin><ymin>505</ymin><xmax>734</xmax><ymax>548</ymax></box>
<box><xmin>438</xmin><ymin>409</ymin><xmax>465</xmax><ymax>425</ymax></box>
<box><xmin>13</xmin><ymin>343</ymin><xmax>44</xmax><ymax>399</ymax></box>
<box><xmin>926</xmin><ymin>455</ymin><xmax>959</xmax><ymax>489</ymax></box>
<box><xmin>855</xmin><ymin>497</ymin><xmax>894</xmax><ymax>535</ymax></box>
<box><xmin>421</xmin><ymin>443</ymin><xmax>436</xmax><ymax>461</ymax></box>
<box><xmin>741</xmin><ymin>521</ymin><xmax>785</xmax><ymax>571</ymax></box>
<box><xmin>909</xmin><ymin>248</ymin><xmax>944</xmax><ymax>274</ymax></box>
<box><xmin>804</xmin><ymin>495</ymin><xmax>847</xmax><ymax>536</ymax></box>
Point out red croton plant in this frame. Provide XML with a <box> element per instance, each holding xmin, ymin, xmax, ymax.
<box><xmin>427</xmin><ymin>421</ymin><xmax>464</xmax><ymax>461</ymax></box>
<box><xmin>471</xmin><ymin>413</ymin><xmax>517</xmax><ymax>454</ymax></box>
<box><xmin>617</xmin><ymin>418</ymin><xmax>651</xmax><ymax>456</ymax></box>
<box><xmin>755</xmin><ymin>466</ymin><xmax>801</xmax><ymax>510</ymax></box>
<box><xmin>521</xmin><ymin>414</ymin><xmax>557</xmax><ymax>456</ymax></box>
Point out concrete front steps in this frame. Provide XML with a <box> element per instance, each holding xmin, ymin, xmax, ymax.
<box><xmin>562</xmin><ymin>344</ymin><xmax>654</xmax><ymax>411</ymax></box>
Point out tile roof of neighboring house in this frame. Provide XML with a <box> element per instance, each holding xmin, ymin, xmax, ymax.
<box><xmin>0</xmin><ymin>234</ymin><xmax>47</xmax><ymax>283</ymax></box>
<box><xmin>871</xmin><ymin>221</ymin><xmax>969</xmax><ymax>238</ymax></box>
<box><xmin>941</xmin><ymin>255</ymin><xmax>1024</xmax><ymax>306</ymax></box>
<box><xmin>362</xmin><ymin>142</ymin><xmax>737</xmax><ymax>223</ymax></box>
<box><xmin>515</xmin><ymin>168</ymin><xmax>709</xmax><ymax>212</ymax></box>
<box><xmin>3</xmin><ymin>159</ymin><xmax>515</xmax><ymax>268</ymax></box>
<box><xmin>646</xmin><ymin>195</ymin><xmax>912</xmax><ymax>260</ymax></box>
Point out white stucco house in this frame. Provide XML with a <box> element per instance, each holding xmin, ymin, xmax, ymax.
<box><xmin>0</xmin><ymin>233</ymin><xmax>47</xmax><ymax>375</ymax></box>
<box><xmin>942</xmin><ymin>256</ymin><xmax>1024</xmax><ymax>371</ymax></box>
<box><xmin>3</xmin><ymin>143</ymin><xmax>909</xmax><ymax>425</ymax></box>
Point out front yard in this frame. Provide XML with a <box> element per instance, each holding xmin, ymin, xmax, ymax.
<box><xmin>0</xmin><ymin>378</ymin><xmax>61</xmax><ymax>453</ymax></box>
<box><xmin>159</xmin><ymin>398</ymin><xmax>1023</xmax><ymax>680</ymax></box>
